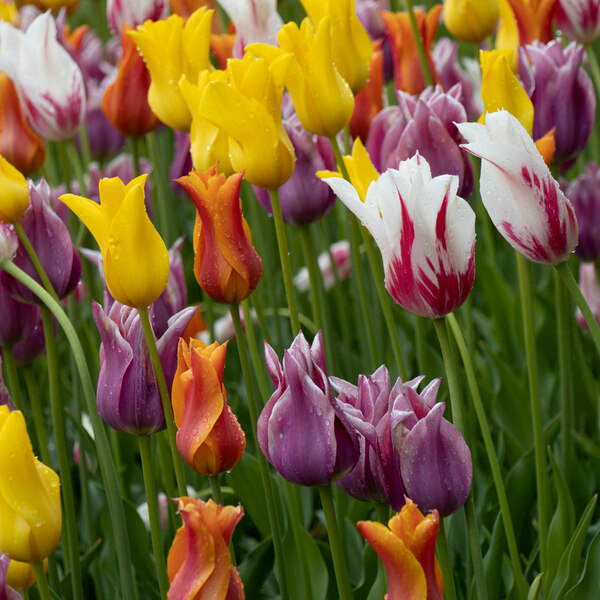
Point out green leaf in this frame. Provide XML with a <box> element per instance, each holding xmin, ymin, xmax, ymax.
<box><xmin>483</xmin><ymin>513</ymin><xmax>506</xmax><ymax>600</ymax></box>
<box><xmin>565</xmin><ymin>526</ymin><xmax>600</xmax><ymax>599</ymax></box>
<box><xmin>528</xmin><ymin>573</ymin><xmax>544</xmax><ymax>600</ymax></box>
<box><xmin>237</xmin><ymin>537</ymin><xmax>275</xmax><ymax>598</ymax></box>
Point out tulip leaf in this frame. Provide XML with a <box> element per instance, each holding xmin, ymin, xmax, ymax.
<box><xmin>237</xmin><ymin>536</ymin><xmax>275</xmax><ymax>598</ymax></box>
<box><xmin>482</xmin><ymin>513</ymin><xmax>505</xmax><ymax>600</ymax></box>
<box><xmin>564</xmin><ymin>527</ymin><xmax>600</xmax><ymax>599</ymax></box>
<box><xmin>527</xmin><ymin>573</ymin><xmax>544</xmax><ymax>600</ymax></box>
<box><xmin>547</xmin><ymin>495</ymin><xmax>598</xmax><ymax>600</ymax></box>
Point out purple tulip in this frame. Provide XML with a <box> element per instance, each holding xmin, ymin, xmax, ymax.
<box><xmin>576</xmin><ymin>262</ymin><xmax>600</xmax><ymax>332</ymax></box>
<box><xmin>92</xmin><ymin>301</ymin><xmax>195</xmax><ymax>435</ymax></box>
<box><xmin>1</xmin><ymin>179</ymin><xmax>81</xmax><ymax>304</ymax></box>
<box><xmin>0</xmin><ymin>222</ymin><xmax>16</xmax><ymax>263</ymax></box>
<box><xmin>170</xmin><ymin>131</ymin><xmax>193</xmax><ymax>196</ymax></box>
<box><xmin>0</xmin><ymin>554</ymin><xmax>21</xmax><ymax>600</ymax></box>
<box><xmin>253</xmin><ymin>113</ymin><xmax>336</xmax><ymax>225</ymax></box>
<box><xmin>519</xmin><ymin>39</ymin><xmax>596</xmax><ymax>166</ymax></box>
<box><xmin>366</xmin><ymin>84</ymin><xmax>473</xmax><ymax>198</ymax></box>
<box><xmin>562</xmin><ymin>162</ymin><xmax>600</xmax><ymax>261</ymax></box>
<box><xmin>258</xmin><ymin>331</ymin><xmax>359</xmax><ymax>486</ymax></box>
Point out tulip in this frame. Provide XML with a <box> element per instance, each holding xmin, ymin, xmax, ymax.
<box><xmin>107</xmin><ymin>0</ymin><xmax>168</xmax><ymax>35</ymax></box>
<box><xmin>458</xmin><ymin>110</ymin><xmax>579</xmax><ymax>265</ymax></box>
<box><xmin>258</xmin><ymin>331</ymin><xmax>359</xmax><ymax>486</ymax></box>
<box><xmin>356</xmin><ymin>0</ymin><xmax>394</xmax><ymax>82</ymax></box>
<box><xmin>171</xmin><ymin>338</ymin><xmax>246</xmax><ymax>475</ymax></box>
<box><xmin>0</xmin><ymin>12</ymin><xmax>85</xmax><ymax>141</ymax></box>
<box><xmin>2</xmin><ymin>553</ymin><xmax>43</xmax><ymax>592</ymax></box>
<box><xmin>367</xmin><ymin>84</ymin><xmax>473</xmax><ymax>198</ymax></box>
<box><xmin>102</xmin><ymin>25</ymin><xmax>161</xmax><ymax>138</ymax></box>
<box><xmin>443</xmin><ymin>0</ymin><xmax>500</xmax><ymax>43</ymax></box>
<box><xmin>0</xmin><ymin>223</ymin><xmax>16</xmax><ymax>264</ymax></box>
<box><xmin>506</xmin><ymin>0</ymin><xmax>558</xmax><ymax>44</ymax></box>
<box><xmin>19</xmin><ymin>0</ymin><xmax>78</xmax><ymax>11</ymax></box>
<box><xmin>322</xmin><ymin>153</ymin><xmax>476</xmax><ymax>319</ymax></box>
<box><xmin>176</xmin><ymin>167</ymin><xmax>263</xmax><ymax>304</ymax></box>
<box><xmin>92</xmin><ymin>301</ymin><xmax>195</xmax><ymax>434</ymax></box>
<box><xmin>170</xmin><ymin>0</ymin><xmax>216</xmax><ymax>19</ymax></box>
<box><xmin>0</xmin><ymin>406</ymin><xmax>61</xmax><ymax>563</ymax></box>
<box><xmin>381</xmin><ymin>6</ymin><xmax>442</xmax><ymax>95</ymax></box>
<box><xmin>0</xmin><ymin>362</ymin><xmax>15</xmax><ymax>411</ymax></box>
<box><xmin>0</xmin><ymin>155</ymin><xmax>29</xmax><ymax>224</ymax></box>
<box><xmin>60</xmin><ymin>174</ymin><xmax>169</xmax><ymax>308</ymax></box>
<box><xmin>294</xmin><ymin>240</ymin><xmax>352</xmax><ymax>293</ymax></box>
<box><xmin>167</xmin><ymin>497</ymin><xmax>244</xmax><ymax>600</ymax></box>
<box><xmin>3</xmin><ymin>179</ymin><xmax>81</xmax><ymax>304</ymax></box>
<box><xmin>0</xmin><ymin>3</ymin><xmax>17</xmax><ymax>25</ymax></box>
<box><xmin>357</xmin><ymin>499</ymin><xmax>444</xmax><ymax>600</ymax></box>
<box><xmin>128</xmin><ymin>8</ymin><xmax>214</xmax><ymax>131</ymax></box>
<box><xmin>10</xmin><ymin>312</ymin><xmax>46</xmax><ymax>365</ymax></box>
<box><xmin>0</xmin><ymin>554</ymin><xmax>21</xmax><ymax>599</ymax></box>
<box><xmin>0</xmin><ymin>74</ymin><xmax>45</xmax><ymax>176</ymax></box>
<box><xmin>248</xmin><ymin>17</ymin><xmax>355</xmax><ymax>138</ymax></box>
<box><xmin>300</xmin><ymin>0</ymin><xmax>373</xmax><ymax>94</ymax></box>
<box><xmin>576</xmin><ymin>262</ymin><xmax>600</xmax><ymax>331</ymax></box>
<box><xmin>252</xmin><ymin>112</ymin><xmax>337</xmax><ymax>225</ymax></box>
<box><xmin>519</xmin><ymin>40</ymin><xmax>596</xmax><ymax>165</ymax></box>
<box><xmin>562</xmin><ymin>162</ymin><xmax>600</xmax><ymax>261</ymax></box>
<box><xmin>557</xmin><ymin>0</ymin><xmax>600</xmax><ymax>43</ymax></box>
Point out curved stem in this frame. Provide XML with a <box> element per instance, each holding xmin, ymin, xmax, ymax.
<box><xmin>137</xmin><ymin>306</ymin><xmax>187</xmax><ymax>497</ymax></box>
<box><xmin>1</xmin><ymin>346</ymin><xmax>23</xmax><ymax>411</ymax></box>
<box><xmin>32</xmin><ymin>562</ymin><xmax>51</xmax><ymax>600</ymax></box>
<box><xmin>447</xmin><ymin>312</ymin><xmax>528</xmax><ymax>600</ymax></box>
<box><xmin>0</xmin><ymin>259</ymin><xmax>137</xmax><ymax>599</ymax></box>
<box><xmin>403</xmin><ymin>0</ymin><xmax>434</xmax><ymax>87</ymax></box>
<box><xmin>138</xmin><ymin>434</ymin><xmax>170</xmax><ymax>599</ymax></box>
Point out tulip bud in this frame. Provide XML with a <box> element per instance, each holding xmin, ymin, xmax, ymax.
<box><xmin>0</xmin><ymin>406</ymin><xmax>62</xmax><ymax>563</ymax></box>
<box><xmin>443</xmin><ymin>0</ymin><xmax>500</xmax><ymax>43</ymax></box>
<box><xmin>0</xmin><ymin>155</ymin><xmax>29</xmax><ymax>224</ymax></box>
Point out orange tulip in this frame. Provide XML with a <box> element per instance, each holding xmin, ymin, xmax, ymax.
<box><xmin>171</xmin><ymin>338</ymin><xmax>245</xmax><ymax>475</ymax></box>
<box><xmin>176</xmin><ymin>167</ymin><xmax>263</xmax><ymax>304</ymax></box>
<box><xmin>381</xmin><ymin>5</ymin><xmax>442</xmax><ymax>95</ymax></box>
<box><xmin>505</xmin><ymin>0</ymin><xmax>558</xmax><ymax>44</ymax></box>
<box><xmin>167</xmin><ymin>497</ymin><xmax>245</xmax><ymax>600</ymax></box>
<box><xmin>102</xmin><ymin>25</ymin><xmax>161</xmax><ymax>137</ymax></box>
<box><xmin>357</xmin><ymin>499</ymin><xmax>444</xmax><ymax>600</ymax></box>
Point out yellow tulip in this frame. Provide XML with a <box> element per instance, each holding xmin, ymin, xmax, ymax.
<box><xmin>128</xmin><ymin>7</ymin><xmax>214</xmax><ymax>131</ymax></box>
<box><xmin>0</xmin><ymin>155</ymin><xmax>29</xmax><ymax>224</ymax></box>
<box><xmin>60</xmin><ymin>175</ymin><xmax>169</xmax><ymax>308</ymax></box>
<box><xmin>479</xmin><ymin>49</ymin><xmax>534</xmax><ymax>135</ymax></box>
<box><xmin>443</xmin><ymin>0</ymin><xmax>500</xmax><ymax>43</ymax></box>
<box><xmin>194</xmin><ymin>54</ymin><xmax>296</xmax><ymax>189</ymax></box>
<box><xmin>300</xmin><ymin>0</ymin><xmax>372</xmax><ymax>94</ymax></box>
<box><xmin>495</xmin><ymin>0</ymin><xmax>520</xmax><ymax>53</ymax></box>
<box><xmin>0</xmin><ymin>407</ymin><xmax>61</xmax><ymax>564</ymax></box>
<box><xmin>6</xmin><ymin>557</ymin><xmax>47</xmax><ymax>590</ymax></box>
<box><xmin>248</xmin><ymin>17</ymin><xmax>354</xmax><ymax>138</ymax></box>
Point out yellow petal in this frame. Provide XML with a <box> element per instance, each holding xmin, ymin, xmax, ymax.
<box><xmin>0</xmin><ymin>154</ymin><xmax>29</xmax><ymax>224</ymax></box>
<box><xmin>59</xmin><ymin>192</ymin><xmax>109</xmax><ymax>254</ymax></box>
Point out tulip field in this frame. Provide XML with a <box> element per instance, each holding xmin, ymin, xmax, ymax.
<box><xmin>2</xmin><ymin>0</ymin><xmax>600</xmax><ymax>599</ymax></box>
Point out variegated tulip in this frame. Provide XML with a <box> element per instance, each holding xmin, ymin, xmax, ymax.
<box><xmin>107</xmin><ymin>0</ymin><xmax>168</xmax><ymax>35</ymax></box>
<box><xmin>557</xmin><ymin>0</ymin><xmax>600</xmax><ymax>43</ymax></box>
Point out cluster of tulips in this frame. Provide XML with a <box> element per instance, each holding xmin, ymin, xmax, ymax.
<box><xmin>2</xmin><ymin>0</ymin><xmax>600</xmax><ymax>599</ymax></box>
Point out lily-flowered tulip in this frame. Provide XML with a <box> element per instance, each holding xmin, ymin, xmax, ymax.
<box><xmin>506</xmin><ymin>0</ymin><xmax>558</xmax><ymax>44</ymax></box>
<box><xmin>458</xmin><ymin>110</ymin><xmax>578</xmax><ymax>265</ymax></box>
<box><xmin>557</xmin><ymin>0</ymin><xmax>600</xmax><ymax>43</ymax></box>
<box><xmin>357</xmin><ymin>499</ymin><xmax>444</xmax><ymax>600</ymax></box>
<box><xmin>129</xmin><ymin>8</ymin><xmax>214</xmax><ymax>131</ymax></box>
<box><xmin>171</xmin><ymin>338</ymin><xmax>246</xmax><ymax>475</ymax></box>
<box><xmin>176</xmin><ymin>167</ymin><xmax>263</xmax><ymax>304</ymax></box>
<box><xmin>443</xmin><ymin>0</ymin><xmax>500</xmax><ymax>43</ymax></box>
<box><xmin>0</xmin><ymin>74</ymin><xmax>45</xmax><ymax>176</ymax></box>
<box><xmin>0</xmin><ymin>406</ymin><xmax>61</xmax><ymax>563</ymax></box>
<box><xmin>248</xmin><ymin>17</ymin><xmax>355</xmax><ymax>138</ymax></box>
<box><xmin>0</xmin><ymin>12</ymin><xmax>85</xmax><ymax>141</ymax></box>
<box><xmin>92</xmin><ymin>301</ymin><xmax>195</xmax><ymax>434</ymax></box>
<box><xmin>0</xmin><ymin>156</ymin><xmax>29</xmax><ymax>224</ymax></box>
<box><xmin>102</xmin><ymin>25</ymin><xmax>161</xmax><ymax>138</ymax></box>
<box><xmin>60</xmin><ymin>174</ymin><xmax>169</xmax><ymax>308</ymax></box>
<box><xmin>300</xmin><ymin>0</ymin><xmax>373</xmax><ymax>94</ymax></box>
<box><xmin>167</xmin><ymin>497</ymin><xmax>244</xmax><ymax>600</ymax></box>
<box><xmin>107</xmin><ymin>0</ymin><xmax>168</xmax><ymax>34</ymax></box>
<box><xmin>258</xmin><ymin>331</ymin><xmax>359</xmax><ymax>486</ymax></box>
<box><xmin>322</xmin><ymin>153</ymin><xmax>476</xmax><ymax>319</ymax></box>
<box><xmin>381</xmin><ymin>6</ymin><xmax>442</xmax><ymax>95</ymax></box>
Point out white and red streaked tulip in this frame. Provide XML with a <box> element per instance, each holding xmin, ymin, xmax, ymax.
<box><xmin>557</xmin><ymin>0</ymin><xmax>600</xmax><ymax>44</ymax></box>
<box><xmin>457</xmin><ymin>110</ymin><xmax>579</xmax><ymax>265</ymax></box>
<box><xmin>107</xmin><ymin>0</ymin><xmax>168</xmax><ymax>35</ymax></box>
<box><xmin>0</xmin><ymin>12</ymin><xmax>86</xmax><ymax>142</ymax></box>
<box><xmin>321</xmin><ymin>154</ymin><xmax>476</xmax><ymax>319</ymax></box>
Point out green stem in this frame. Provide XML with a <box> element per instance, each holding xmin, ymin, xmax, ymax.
<box><xmin>318</xmin><ymin>485</ymin><xmax>352</xmax><ymax>600</ymax></box>
<box><xmin>269</xmin><ymin>188</ymin><xmax>300</xmax><ymax>335</ymax></box>
<box><xmin>436</xmin><ymin>519</ymin><xmax>458</xmax><ymax>600</ymax></box>
<box><xmin>77</xmin><ymin>124</ymin><xmax>92</xmax><ymax>171</ymax></box>
<box><xmin>414</xmin><ymin>316</ymin><xmax>429</xmax><ymax>378</ymax></box>
<box><xmin>374</xmin><ymin>503</ymin><xmax>389</xmax><ymax>524</ymax></box>
<box><xmin>1</xmin><ymin>346</ymin><xmax>23</xmax><ymax>411</ymax></box>
<box><xmin>32</xmin><ymin>562</ymin><xmax>51</xmax><ymax>600</ymax></box>
<box><xmin>555</xmin><ymin>261</ymin><xmax>600</xmax><ymax>355</ymax></box>
<box><xmin>0</xmin><ymin>260</ymin><xmax>137</xmax><ymax>599</ymax></box>
<box><xmin>585</xmin><ymin>45</ymin><xmax>600</xmax><ymax>107</ymax></box>
<box><xmin>516</xmin><ymin>255</ymin><xmax>549</xmax><ymax>574</ymax></box>
<box><xmin>209</xmin><ymin>474</ymin><xmax>224</xmax><ymax>505</ymax></box>
<box><xmin>40</xmin><ymin>307</ymin><xmax>84</xmax><ymax>600</ymax></box>
<box><xmin>65</xmin><ymin>139</ymin><xmax>88</xmax><ymax>198</ymax></box>
<box><xmin>447</xmin><ymin>312</ymin><xmax>528</xmax><ymax>600</ymax></box>
<box><xmin>130</xmin><ymin>136</ymin><xmax>143</xmax><ymax>178</ymax></box>
<box><xmin>138</xmin><ymin>434</ymin><xmax>170</xmax><ymax>599</ymax></box>
<box><xmin>241</xmin><ymin>299</ymin><xmax>270</xmax><ymax>400</ymax></box>
<box><xmin>404</xmin><ymin>0</ymin><xmax>434</xmax><ymax>87</ymax></box>
<box><xmin>328</xmin><ymin>136</ymin><xmax>350</xmax><ymax>180</ymax></box>
<box><xmin>137</xmin><ymin>306</ymin><xmax>187</xmax><ymax>497</ymax></box>
<box><xmin>23</xmin><ymin>366</ymin><xmax>52</xmax><ymax>469</ymax></box>
<box><xmin>464</xmin><ymin>498</ymin><xmax>488</xmax><ymax>600</ymax></box>
<box><xmin>229</xmin><ymin>304</ymin><xmax>289</xmax><ymax>600</ymax></box>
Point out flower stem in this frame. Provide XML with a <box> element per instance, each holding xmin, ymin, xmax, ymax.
<box><xmin>32</xmin><ymin>562</ymin><xmax>51</xmax><ymax>600</ymax></box>
<box><xmin>0</xmin><ymin>260</ymin><xmax>137</xmax><ymax>599</ymax></box>
<box><xmin>436</xmin><ymin>519</ymin><xmax>458</xmax><ymax>600</ymax></box>
<box><xmin>40</xmin><ymin>306</ymin><xmax>84</xmax><ymax>600</ymax></box>
<box><xmin>403</xmin><ymin>0</ymin><xmax>434</xmax><ymax>87</ymax></box>
<box><xmin>318</xmin><ymin>485</ymin><xmax>352</xmax><ymax>600</ymax></box>
<box><xmin>269</xmin><ymin>188</ymin><xmax>300</xmax><ymax>335</ymax></box>
<box><xmin>138</xmin><ymin>434</ymin><xmax>170</xmax><ymax>599</ymax></box>
<box><xmin>1</xmin><ymin>346</ymin><xmax>23</xmax><ymax>411</ymax></box>
<box><xmin>515</xmin><ymin>254</ymin><xmax>549</xmax><ymax>574</ymax></box>
<box><xmin>137</xmin><ymin>305</ymin><xmax>187</xmax><ymax>497</ymax></box>
<box><xmin>447</xmin><ymin>312</ymin><xmax>528</xmax><ymax>600</ymax></box>
<box><xmin>23</xmin><ymin>365</ymin><xmax>52</xmax><ymax>471</ymax></box>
